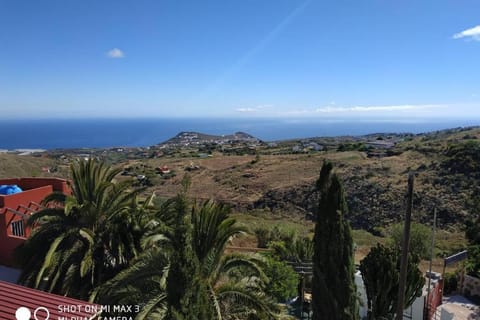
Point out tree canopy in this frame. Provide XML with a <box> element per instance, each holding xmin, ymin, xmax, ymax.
<box><xmin>388</xmin><ymin>222</ymin><xmax>431</xmax><ymax>259</ymax></box>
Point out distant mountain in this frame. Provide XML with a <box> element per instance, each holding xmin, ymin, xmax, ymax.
<box><xmin>160</xmin><ymin>131</ymin><xmax>261</xmax><ymax>146</ymax></box>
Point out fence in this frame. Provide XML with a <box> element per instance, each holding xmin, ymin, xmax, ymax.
<box><xmin>425</xmin><ymin>279</ymin><xmax>443</xmax><ymax>320</ymax></box>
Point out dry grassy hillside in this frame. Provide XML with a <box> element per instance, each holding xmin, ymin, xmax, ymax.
<box><xmin>1</xmin><ymin>127</ymin><xmax>476</xmax><ymax>267</ymax></box>
<box><xmin>2</xmin><ymin>127</ymin><xmax>479</xmax><ymax>235</ymax></box>
<box><xmin>132</xmin><ymin>127</ymin><xmax>480</xmax><ymax>233</ymax></box>
<box><xmin>0</xmin><ymin>154</ymin><xmax>58</xmax><ymax>178</ymax></box>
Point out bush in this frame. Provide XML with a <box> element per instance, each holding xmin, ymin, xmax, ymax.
<box><xmin>465</xmin><ymin>216</ymin><xmax>480</xmax><ymax>245</ymax></box>
<box><xmin>443</xmin><ymin>140</ymin><xmax>480</xmax><ymax>176</ymax></box>
<box><xmin>388</xmin><ymin>222</ymin><xmax>431</xmax><ymax>259</ymax></box>
<box><xmin>268</xmin><ymin>237</ymin><xmax>313</xmax><ymax>262</ymax></box>
<box><xmin>443</xmin><ymin>273</ymin><xmax>458</xmax><ymax>295</ymax></box>
<box><xmin>263</xmin><ymin>255</ymin><xmax>299</xmax><ymax>302</ymax></box>
<box><xmin>466</xmin><ymin>245</ymin><xmax>480</xmax><ymax>277</ymax></box>
<box><xmin>254</xmin><ymin>227</ymin><xmax>270</xmax><ymax>248</ymax></box>
<box><xmin>254</xmin><ymin>226</ymin><xmax>295</xmax><ymax>249</ymax></box>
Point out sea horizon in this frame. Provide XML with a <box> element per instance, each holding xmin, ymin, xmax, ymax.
<box><xmin>1</xmin><ymin>117</ymin><xmax>479</xmax><ymax>150</ymax></box>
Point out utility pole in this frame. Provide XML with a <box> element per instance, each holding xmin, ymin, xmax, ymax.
<box><xmin>425</xmin><ymin>207</ymin><xmax>437</xmax><ymax>319</ymax></box>
<box><xmin>395</xmin><ymin>172</ymin><xmax>415</xmax><ymax>320</ymax></box>
<box><xmin>427</xmin><ymin>208</ymin><xmax>437</xmax><ymax>291</ymax></box>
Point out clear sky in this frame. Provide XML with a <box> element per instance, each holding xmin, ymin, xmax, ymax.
<box><xmin>1</xmin><ymin>0</ymin><xmax>479</xmax><ymax>120</ymax></box>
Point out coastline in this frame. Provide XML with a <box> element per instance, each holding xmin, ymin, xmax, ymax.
<box><xmin>0</xmin><ymin>118</ymin><xmax>479</xmax><ymax>150</ymax></box>
<box><xmin>0</xmin><ymin>149</ymin><xmax>47</xmax><ymax>155</ymax></box>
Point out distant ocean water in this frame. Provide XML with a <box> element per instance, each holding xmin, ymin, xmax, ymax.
<box><xmin>0</xmin><ymin>118</ymin><xmax>479</xmax><ymax>150</ymax></box>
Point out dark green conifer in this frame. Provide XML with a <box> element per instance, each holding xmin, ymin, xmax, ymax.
<box><xmin>312</xmin><ymin>161</ymin><xmax>358</xmax><ymax>320</ymax></box>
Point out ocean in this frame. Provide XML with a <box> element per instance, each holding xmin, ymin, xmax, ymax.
<box><xmin>0</xmin><ymin>118</ymin><xmax>478</xmax><ymax>150</ymax></box>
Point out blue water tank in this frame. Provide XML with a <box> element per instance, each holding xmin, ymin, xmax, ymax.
<box><xmin>0</xmin><ymin>184</ymin><xmax>23</xmax><ymax>195</ymax></box>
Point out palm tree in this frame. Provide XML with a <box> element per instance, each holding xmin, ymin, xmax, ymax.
<box><xmin>90</xmin><ymin>248</ymin><xmax>170</xmax><ymax>319</ymax></box>
<box><xmin>15</xmin><ymin>159</ymin><xmax>141</xmax><ymax>299</ymax></box>
<box><xmin>191</xmin><ymin>200</ymin><xmax>276</xmax><ymax>319</ymax></box>
<box><xmin>269</xmin><ymin>236</ymin><xmax>314</xmax><ymax>263</ymax></box>
<box><xmin>93</xmin><ymin>198</ymin><xmax>277</xmax><ymax>319</ymax></box>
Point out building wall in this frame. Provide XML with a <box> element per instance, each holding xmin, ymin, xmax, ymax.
<box><xmin>0</xmin><ymin>178</ymin><xmax>69</xmax><ymax>267</ymax></box>
<box><xmin>0</xmin><ymin>177</ymin><xmax>69</xmax><ymax>194</ymax></box>
<box><xmin>0</xmin><ymin>186</ymin><xmax>53</xmax><ymax>214</ymax></box>
<box><xmin>0</xmin><ymin>232</ymin><xmax>27</xmax><ymax>267</ymax></box>
<box><xmin>0</xmin><ymin>265</ymin><xmax>21</xmax><ymax>283</ymax></box>
<box><xmin>355</xmin><ymin>271</ymin><xmax>368</xmax><ymax>319</ymax></box>
<box><xmin>404</xmin><ymin>293</ymin><xmax>426</xmax><ymax>320</ymax></box>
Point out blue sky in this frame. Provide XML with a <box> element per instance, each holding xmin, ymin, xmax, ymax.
<box><xmin>0</xmin><ymin>0</ymin><xmax>479</xmax><ymax>120</ymax></box>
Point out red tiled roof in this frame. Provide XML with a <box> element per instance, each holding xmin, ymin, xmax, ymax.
<box><xmin>0</xmin><ymin>280</ymin><xmax>99</xmax><ymax>319</ymax></box>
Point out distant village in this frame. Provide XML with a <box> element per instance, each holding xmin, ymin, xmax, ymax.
<box><xmin>2</xmin><ymin>131</ymin><xmax>412</xmax><ymax>176</ymax></box>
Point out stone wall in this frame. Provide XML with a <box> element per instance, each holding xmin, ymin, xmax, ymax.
<box><xmin>462</xmin><ymin>274</ymin><xmax>480</xmax><ymax>303</ymax></box>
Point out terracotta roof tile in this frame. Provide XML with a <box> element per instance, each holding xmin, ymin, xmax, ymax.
<box><xmin>0</xmin><ymin>280</ymin><xmax>99</xmax><ymax>319</ymax></box>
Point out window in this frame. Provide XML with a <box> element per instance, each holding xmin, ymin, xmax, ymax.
<box><xmin>11</xmin><ymin>220</ymin><xmax>25</xmax><ymax>237</ymax></box>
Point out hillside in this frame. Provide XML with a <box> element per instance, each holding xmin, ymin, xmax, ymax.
<box><xmin>0</xmin><ymin>153</ymin><xmax>59</xmax><ymax>178</ymax></box>
<box><xmin>1</xmin><ymin>126</ymin><xmax>479</xmax><ymax>235</ymax></box>
<box><xmin>160</xmin><ymin>131</ymin><xmax>260</xmax><ymax>147</ymax></box>
<box><xmin>138</xmin><ymin>126</ymin><xmax>480</xmax><ymax>232</ymax></box>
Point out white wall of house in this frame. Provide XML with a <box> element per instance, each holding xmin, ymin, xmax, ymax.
<box><xmin>355</xmin><ymin>271</ymin><xmax>368</xmax><ymax>319</ymax></box>
<box><xmin>403</xmin><ymin>293</ymin><xmax>426</xmax><ymax>320</ymax></box>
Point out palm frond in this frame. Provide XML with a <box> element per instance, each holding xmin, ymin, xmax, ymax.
<box><xmin>34</xmin><ymin>233</ymin><xmax>68</xmax><ymax>288</ymax></box>
<box><xmin>26</xmin><ymin>207</ymin><xmax>66</xmax><ymax>226</ymax></box>
<box><xmin>215</xmin><ymin>282</ymin><xmax>278</xmax><ymax>319</ymax></box>
<box><xmin>214</xmin><ymin>253</ymin><xmax>268</xmax><ymax>285</ymax></box>
<box><xmin>135</xmin><ymin>293</ymin><xmax>167</xmax><ymax>320</ymax></box>
<box><xmin>41</xmin><ymin>192</ymin><xmax>67</xmax><ymax>206</ymax></box>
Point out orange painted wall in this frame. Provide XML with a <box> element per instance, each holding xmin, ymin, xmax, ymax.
<box><xmin>0</xmin><ymin>177</ymin><xmax>69</xmax><ymax>194</ymax></box>
<box><xmin>0</xmin><ymin>186</ymin><xmax>53</xmax><ymax>211</ymax></box>
<box><xmin>0</xmin><ymin>178</ymin><xmax>70</xmax><ymax>267</ymax></box>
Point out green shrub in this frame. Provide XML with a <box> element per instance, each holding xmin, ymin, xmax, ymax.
<box><xmin>263</xmin><ymin>255</ymin><xmax>299</xmax><ymax>302</ymax></box>
<box><xmin>268</xmin><ymin>237</ymin><xmax>313</xmax><ymax>262</ymax></box>
<box><xmin>388</xmin><ymin>222</ymin><xmax>431</xmax><ymax>259</ymax></box>
<box><xmin>443</xmin><ymin>273</ymin><xmax>458</xmax><ymax>295</ymax></box>
<box><xmin>443</xmin><ymin>140</ymin><xmax>480</xmax><ymax>176</ymax></box>
<box><xmin>466</xmin><ymin>245</ymin><xmax>480</xmax><ymax>277</ymax></box>
<box><xmin>465</xmin><ymin>216</ymin><xmax>480</xmax><ymax>245</ymax></box>
<box><xmin>255</xmin><ymin>228</ymin><xmax>270</xmax><ymax>248</ymax></box>
<box><xmin>254</xmin><ymin>226</ymin><xmax>296</xmax><ymax>249</ymax></box>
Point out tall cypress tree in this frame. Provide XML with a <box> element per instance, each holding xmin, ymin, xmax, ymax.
<box><xmin>312</xmin><ymin>162</ymin><xmax>358</xmax><ymax>320</ymax></box>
